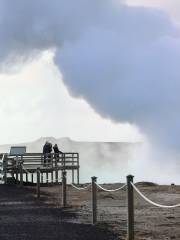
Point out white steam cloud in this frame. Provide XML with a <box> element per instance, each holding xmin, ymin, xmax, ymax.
<box><xmin>1</xmin><ymin>0</ymin><xmax>180</xmax><ymax>179</ymax></box>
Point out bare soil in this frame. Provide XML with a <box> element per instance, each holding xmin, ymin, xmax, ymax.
<box><xmin>0</xmin><ymin>182</ymin><xmax>180</xmax><ymax>239</ymax></box>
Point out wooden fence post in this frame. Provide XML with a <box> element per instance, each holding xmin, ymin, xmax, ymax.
<box><xmin>92</xmin><ymin>176</ymin><xmax>97</xmax><ymax>224</ymax></box>
<box><xmin>37</xmin><ymin>168</ymin><xmax>40</xmax><ymax>199</ymax></box>
<box><xmin>62</xmin><ymin>171</ymin><xmax>67</xmax><ymax>207</ymax></box>
<box><xmin>127</xmin><ymin>175</ymin><xmax>134</xmax><ymax>240</ymax></box>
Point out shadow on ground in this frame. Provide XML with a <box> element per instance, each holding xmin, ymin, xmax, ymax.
<box><xmin>0</xmin><ymin>185</ymin><xmax>119</xmax><ymax>240</ymax></box>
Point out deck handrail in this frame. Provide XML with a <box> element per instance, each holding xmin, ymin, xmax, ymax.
<box><xmin>8</xmin><ymin>152</ymin><xmax>79</xmax><ymax>156</ymax></box>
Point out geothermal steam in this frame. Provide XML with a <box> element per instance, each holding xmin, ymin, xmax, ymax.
<box><xmin>1</xmin><ymin>0</ymin><xmax>180</xmax><ymax>179</ymax></box>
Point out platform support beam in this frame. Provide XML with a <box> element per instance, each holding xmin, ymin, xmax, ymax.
<box><xmin>20</xmin><ymin>164</ymin><xmax>23</xmax><ymax>186</ymax></box>
<box><xmin>62</xmin><ymin>171</ymin><xmax>67</xmax><ymax>207</ymax></box>
<box><xmin>37</xmin><ymin>168</ymin><xmax>40</xmax><ymax>199</ymax></box>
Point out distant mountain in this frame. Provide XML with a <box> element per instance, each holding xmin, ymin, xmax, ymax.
<box><xmin>0</xmin><ymin>137</ymin><xmax>142</xmax><ymax>183</ymax></box>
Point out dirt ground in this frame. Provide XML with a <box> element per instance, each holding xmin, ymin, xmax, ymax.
<box><xmin>0</xmin><ymin>182</ymin><xmax>180</xmax><ymax>240</ymax></box>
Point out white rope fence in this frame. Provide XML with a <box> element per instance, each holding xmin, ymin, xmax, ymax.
<box><xmin>71</xmin><ymin>183</ymin><xmax>91</xmax><ymax>190</ymax></box>
<box><xmin>95</xmin><ymin>182</ymin><xmax>127</xmax><ymax>192</ymax></box>
<box><xmin>131</xmin><ymin>182</ymin><xmax>180</xmax><ymax>208</ymax></box>
<box><xmin>11</xmin><ymin>168</ymin><xmax>180</xmax><ymax>239</ymax></box>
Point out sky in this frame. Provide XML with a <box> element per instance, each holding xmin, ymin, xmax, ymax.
<box><xmin>127</xmin><ymin>0</ymin><xmax>180</xmax><ymax>22</ymax></box>
<box><xmin>0</xmin><ymin>0</ymin><xmax>179</xmax><ymax>146</ymax></box>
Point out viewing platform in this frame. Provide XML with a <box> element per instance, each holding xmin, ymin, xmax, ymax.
<box><xmin>0</xmin><ymin>151</ymin><xmax>80</xmax><ymax>185</ymax></box>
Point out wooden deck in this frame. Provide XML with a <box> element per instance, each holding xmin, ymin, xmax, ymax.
<box><xmin>0</xmin><ymin>153</ymin><xmax>80</xmax><ymax>185</ymax></box>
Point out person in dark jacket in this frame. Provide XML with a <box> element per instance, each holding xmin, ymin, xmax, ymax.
<box><xmin>53</xmin><ymin>144</ymin><xmax>63</xmax><ymax>163</ymax></box>
<box><xmin>53</xmin><ymin>144</ymin><xmax>63</xmax><ymax>156</ymax></box>
<box><xmin>43</xmin><ymin>141</ymin><xmax>52</xmax><ymax>154</ymax></box>
<box><xmin>43</xmin><ymin>141</ymin><xmax>52</xmax><ymax>165</ymax></box>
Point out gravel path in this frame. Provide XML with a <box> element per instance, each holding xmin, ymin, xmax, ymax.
<box><xmin>0</xmin><ymin>184</ymin><xmax>118</xmax><ymax>240</ymax></box>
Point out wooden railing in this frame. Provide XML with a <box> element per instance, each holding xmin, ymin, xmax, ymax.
<box><xmin>7</xmin><ymin>152</ymin><xmax>79</xmax><ymax>167</ymax></box>
<box><xmin>3</xmin><ymin>152</ymin><xmax>80</xmax><ymax>184</ymax></box>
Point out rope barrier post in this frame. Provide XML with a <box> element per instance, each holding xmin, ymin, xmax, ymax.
<box><xmin>127</xmin><ymin>175</ymin><xmax>134</xmax><ymax>240</ymax></box>
<box><xmin>92</xmin><ymin>176</ymin><xmax>97</xmax><ymax>224</ymax></box>
<box><xmin>37</xmin><ymin>168</ymin><xmax>40</xmax><ymax>199</ymax></box>
<box><xmin>62</xmin><ymin>171</ymin><xmax>67</xmax><ymax>207</ymax></box>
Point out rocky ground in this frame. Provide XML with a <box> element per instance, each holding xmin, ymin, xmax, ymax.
<box><xmin>0</xmin><ymin>182</ymin><xmax>180</xmax><ymax>239</ymax></box>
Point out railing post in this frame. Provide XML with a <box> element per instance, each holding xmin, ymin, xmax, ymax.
<box><xmin>15</xmin><ymin>156</ymin><xmax>18</xmax><ymax>184</ymax></box>
<box><xmin>20</xmin><ymin>163</ymin><xmax>23</xmax><ymax>186</ymax></box>
<box><xmin>11</xmin><ymin>159</ymin><xmax>15</xmax><ymax>179</ymax></box>
<box><xmin>55</xmin><ymin>157</ymin><xmax>58</xmax><ymax>183</ymax></box>
<box><xmin>51</xmin><ymin>169</ymin><xmax>53</xmax><ymax>183</ymax></box>
<box><xmin>63</xmin><ymin>153</ymin><xmax>65</xmax><ymax>167</ymax></box>
<box><xmin>72</xmin><ymin>153</ymin><xmax>74</xmax><ymax>184</ymax></box>
<box><xmin>41</xmin><ymin>172</ymin><xmax>43</xmax><ymax>184</ymax></box>
<box><xmin>127</xmin><ymin>175</ymin><xmax>134</xmax><ymax>240</ymax></box>
<box><xmin>92</xmin><ymin>176</ymin><xmax>97</xmax><ymax>224</ymax></box>
<box><xmin>62</xmin><ymin>171</ymin><xmax>67</xmax><ymax>207</ymax></box>
<box><xmin>3</xmin><ymin>155</ymin><xmax>7</xmax><ymax>184</ymax></box>
<box><xmin>37</xmin><ymin>168</ymin><xmax>40</xmax><ymax>199</ymax></box>
<box><xmin>31</xmin><ymin>173</ymin><xmax>34</xmax><ymax>183</ymax></box>
<box><xmin>26</xmin><ymin>172</ymin><xmax>28</xmax><ymax>182</ymax></box>
<box><xmin>15</xmin><ymin>167</ymin><xmax>18</xmax><ymax>184</ymax></box>
<box><xmin>77</xmin><ymin>153</ymin><xmax>79</xmax><ymax>184</ymax></box>
<box><xmin>46</xmin><ymin>172</ymin><xmax>48</xmax><ymax>184</ymax></box>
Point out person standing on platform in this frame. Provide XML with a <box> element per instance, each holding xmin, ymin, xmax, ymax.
<box><xmin>53</xmin><ymin>144</ymin><xmax>63</xmax><ymax>162</ymax></box>
<box><xmin>43</xmin><ymin>141</ymin><xmax>52</xmax><ymax>165</ymax></box>
<box><xmin>53</xmin><ymin>144</ymin><xmax>63</xmax><ymax>156</ymax></box>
